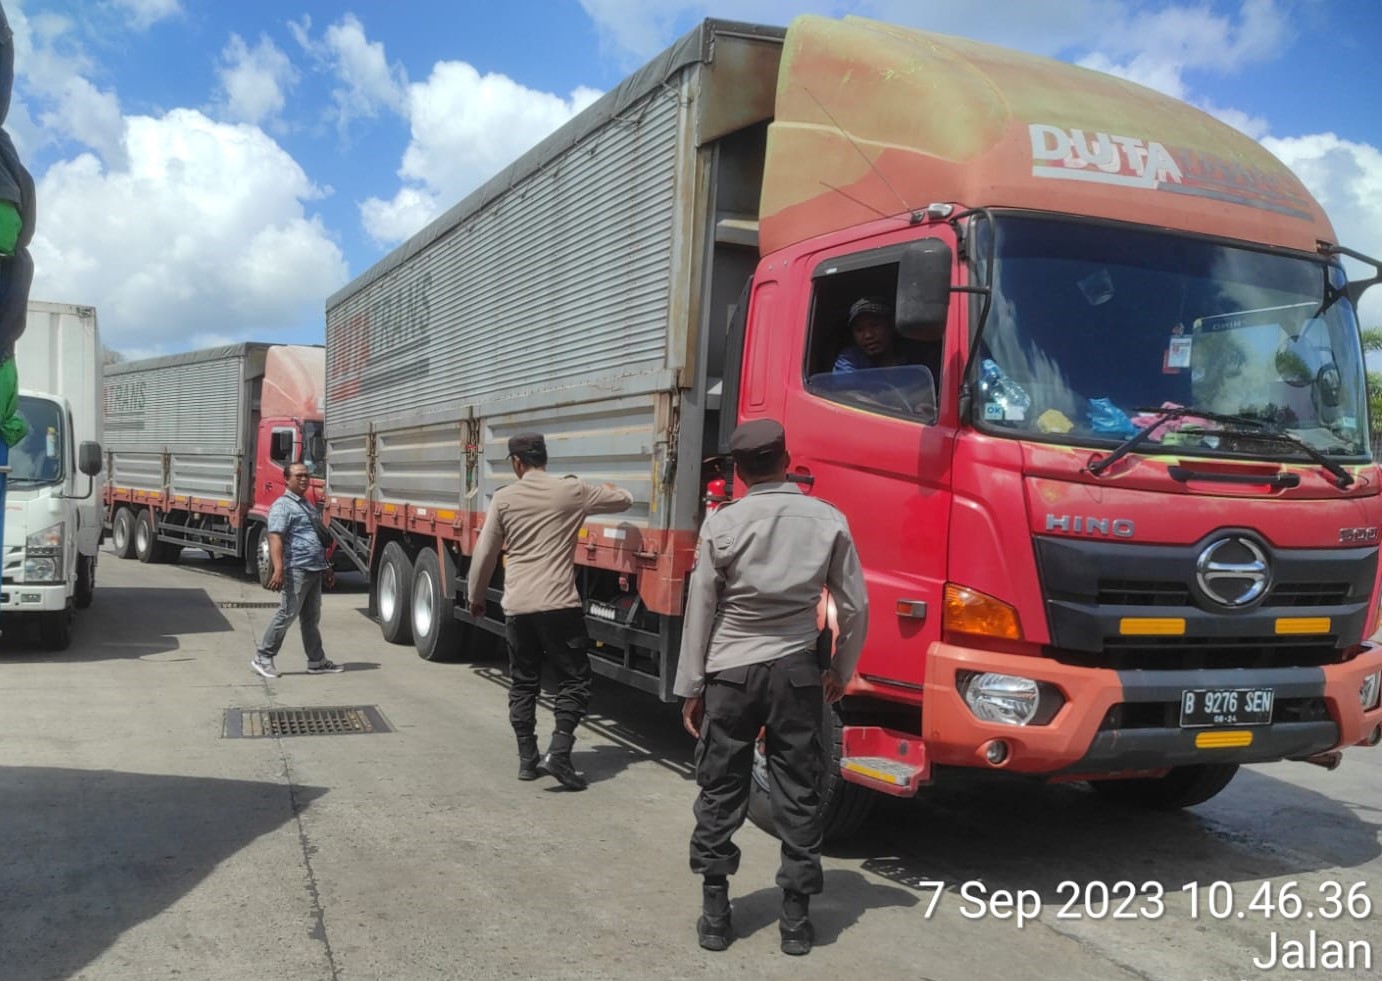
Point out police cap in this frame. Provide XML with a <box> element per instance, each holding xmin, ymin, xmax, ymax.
<box><xmin>729</xmin><ymin>418</ymin><xmax>786</xmax><ymax>459</ymax></box>
<box><xmin>507</xmin><ymin>432</ymin><xmax>546</xmax><ymax>458</ymax></box>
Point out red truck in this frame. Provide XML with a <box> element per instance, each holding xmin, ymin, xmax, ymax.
<box><xmin>103</xmin><ymin>343</ymin><xmax>325</xmax><ymax>583</ymax></box>
<box><xmin>322</xmin><ymin>16</ymin><xmax>1382</xmax><ymax>837</ymax></box>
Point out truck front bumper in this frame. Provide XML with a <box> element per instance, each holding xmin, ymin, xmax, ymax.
<box><xmin>0</xmin><ymin>582</ymin><xmax>69</xmax><ymax>613</ymax></box>
<box><xmin>921</xmin><ymin>641</ymin><xmax>1382</xmax><ymax>776</ymax></box>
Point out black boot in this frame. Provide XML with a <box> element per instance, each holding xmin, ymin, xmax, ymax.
<box><xmin>697</xmin><ymin>878</ymin><xmax>733</xmax><ymax>951</ymax></box>
<box><xmin>543</xmin><ymin>730</ymin><xmax>587</xmax><ymax>791</ymax></box>
<box><xmin>779</xmin><ymin>890</ymin><xmax>814</xmax><ymax>956</ymax></box>
<box><xmin>516</xmin><ymin>735</ymin><xmax>543</xmax><ymax>781</ymax></box>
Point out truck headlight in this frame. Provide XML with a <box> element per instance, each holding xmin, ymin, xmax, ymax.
<box><xmin>1362</xmin><ymin>672</ymin><xmax>1382</xmax><ymax>712</ymax></box>
<box><xmin>26</xmin><ymin>522</ymin><xmax>65</xmax><ymax>556</ymax></box>
<box><xmin>960</xmin><ymin>672</ymin><xmax>1041</xmax><ymax>726</ymax></box>
<box><xmin>24</xmin><ymin>556</ymin><xmax>59</xmax><ymax>582</ymax></box>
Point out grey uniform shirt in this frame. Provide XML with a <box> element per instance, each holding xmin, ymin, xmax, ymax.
<box><xmin>673</xmin><ymin>481</ymin><xmax>869</xmax><ymax>699</ymax></box>
<box><xmin>467</xmin><ymin>469</ymin><xmax>633</xmax><ymax>616</ymax></box>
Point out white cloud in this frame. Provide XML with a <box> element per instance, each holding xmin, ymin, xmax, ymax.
<box><xmin>360</xmin><ymin>185</ymin><xmax>439</xmax><ymax>246</ymax></box>
<box><xmin>108</xmin><ymin>0</ymin><xmax>182</xmax><ymax>32</ymax></box>
<box><xmin>344</xmin><ymin>37</ymin><xmax>601</xmax><ymax>245</ymax></box>
<box><xmin>1075</xmin><ymin>0</ymin><xmax>1287</xmax><ymax>104</ymax></box>
<box><xmin>34</xmin><ymin>73</ymin><xmax>126</xmax><ymax>165</ymax></box>
<box><xmin>400</xmin><ymin>63</ymin><xmax>600</xmax><ymax>203</ymax></box>
<box><xmin>3</xmin><ymin>7</ymin><xmax>125</xmax><ymax>160</ymax></box>
<box><xmin>292</xmin><ymin>13</ymin><xmax>408</xmax><ymax>134</ymax></box>
<box><xmin>28</xmin><ymin>109</ymin><xmax>348</xmax><ymax>352</ymax></box>
<box><xmin>1263</xmin><ymin>133</ymin><xmax>1382</xmax><ymax>328</ymax></box>
<box><xmin>216</xmin><ymin>34</ymin><xmax>299</xmax><ymax>126</ymax></box>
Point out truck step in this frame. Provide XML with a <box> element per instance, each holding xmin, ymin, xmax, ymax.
<box><xmin>840</xmin><ymin>755</ymin><xmax>928</xmax><ymax>796</ymax></box>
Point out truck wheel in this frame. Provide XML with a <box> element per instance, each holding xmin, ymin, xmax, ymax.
<box><xmin>747</xmin><ymin>703</ymin><xmax>877</xmax><ymax>844</ymax></box>
<box><xmin>134</xmin><ymin>509</ymin><xmax>161</xmax><ymax>564</ymax></box>
<box><xmin>112</xmin><ymin>508</ymin><xmax>136</xmax><ymax>559</ymax></box>
<box><xmin>38</xmin><ymin>611</ymin><xmax>72</xmax><ymax>651</ymax></box>
<box><xmin>252</xmin><ymin>527</ymin><xmax>273</xmax><ymax>588</ymax></box>
<box><xmin>75</xmin><ymin>554</ymin><xmax>96</xmax><ymax>609</ymax></box>
<box><xmin>1089</xmin><ymin>764</ymin><xmax>1240</xmax><ymax>809</ymax></box>
<box><xmin>376</xmin><ymin>541</ymin><xmax>414</xmax><ymax>645</ymax></box>
<box><xmin>412</xmin><ymin>548</ymin><xmax>460</xmax><ymax>661</ymax></box>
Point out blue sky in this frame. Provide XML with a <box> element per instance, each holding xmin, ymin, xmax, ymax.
<box><xmin>5</xmin><ymin>0</ymin><xmax>1382</xmax><ymax>356</ymax></box>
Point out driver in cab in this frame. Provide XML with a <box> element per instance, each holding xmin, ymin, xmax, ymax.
<box><xmin>829</xmin><ymin>297</ymin><xmax>941</xmax><ymax>416</ymax></box>
<box><xmin>833</xmin><ymin>297</ymin><xmax>928</xmax><ymax>373</ymax></box>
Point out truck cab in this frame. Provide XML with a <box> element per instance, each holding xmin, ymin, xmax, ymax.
<box><xmin>5</xmin><ymin>302</ymin><xmax>104</xmax><ymax>649</ymax></box>
<box><xmin>3</xmin><ymin>393</ymin><xmax>103</xmax><ymax>648</ymax></box>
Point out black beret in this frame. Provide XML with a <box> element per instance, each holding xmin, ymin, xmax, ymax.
<box><xmin>729</xmin><ymin>418</ymin><xmax>786</xmax><ymax>457</ymax></box>
<box><xmin>507</xmin><ymin>432</ymin><xmax>546</xmax><ymax>457</ymax></box>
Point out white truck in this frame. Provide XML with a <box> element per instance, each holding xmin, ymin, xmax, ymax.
<box><xmin>5</xmin><ymin>300</ymin><xmax>104</xmax><ymax>648</ymax></box>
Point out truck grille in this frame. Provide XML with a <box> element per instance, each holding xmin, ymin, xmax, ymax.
<box><xmin>3</xmin><ymin>545</ymin><xmax>21</xmax><ymax>581</ymax></box>
<box><xmin>1037</xmin><ymin>534</ymin><xmax>1377</xmax><ymax>662</ymax></box>
<box><xmin>1054</xmin><ymin>637</ymin><xmax>1346</xmax><ymax>671</ymax></box>
<box><xmin>1097</xmin><ymin>579</ymin><xmax>1351</xmax><ymax>609</ymax></box>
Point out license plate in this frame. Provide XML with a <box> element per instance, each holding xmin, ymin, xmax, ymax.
<box><xmin>1180</xmin><ymin>688</ymin><xmax>1274</xmax><ymax>728</ymax></box>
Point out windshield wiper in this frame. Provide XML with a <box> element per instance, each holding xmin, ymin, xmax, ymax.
<box><xmin>1214</xmin><ymin>424</ymin><xmax>1354</xmax><ymax>489</ymax></box>
<box><xmin>1088</xmin><ymin>405</ymin><xmax>1355</xmax><ymax>488</ymax></box>
<box><xmin>1087</xmin><ymin>406</ymin><xmax>1266</xmax><ymax>477</ymax></box>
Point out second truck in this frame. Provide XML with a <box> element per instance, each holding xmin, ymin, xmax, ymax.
<box><xmin>321</xmin><ymin>16</ymin><xmax>1382</xmax><ymax>836</ymax></box>
<box><xmin>102</xmin><ymin>343</ymin><xmax>325</xmax><ymax>582</ymax></box>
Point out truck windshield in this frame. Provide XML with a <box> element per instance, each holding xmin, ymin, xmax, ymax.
<box><xmin>971</xmin><ymin>215</ymin><xmax>1369</xmax><ymax>461</ymax></box>
<box><xmin>300</xmin><ymin>420</ymin><xmax>326</xmax><ymax>478</ymax></box>
<box><xmin>9</xmin><ymin>396</ymin><xmax>66</xmax><ymax>486</ymax></box>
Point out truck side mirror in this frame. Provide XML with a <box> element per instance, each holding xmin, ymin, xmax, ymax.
<box><xmin>895</xmin><ymin>238</ymin><xmax>953</xmax><ymax>340</ymax></box>
<box><xmin>78</xmin><ymin>441</ymin><xmax>102</xmax><ymax>476</ymax></box>
<box><xmin>310</xmin><ymin>435</ymin><xmax>326</xmax><ymax>462</ymax></box>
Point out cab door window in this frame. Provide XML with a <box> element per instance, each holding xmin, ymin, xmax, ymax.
<box><xmin>803</xmin><ymin>251</ymin><xmax>941</xmax><ymax>424</ymax></box>
<box><xmin>268</xmin><ymin>427</ymin><xmax>296</xmax><ymax>467</ymax></box>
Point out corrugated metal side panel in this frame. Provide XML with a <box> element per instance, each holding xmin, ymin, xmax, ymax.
<box><xmin>16</xmin><ymin>303</ymin><xmax>102</xmax><ymax>448</ymax></box>
<box><xmin>327</xmin><ymin>433</ymin><xmax>369</xmax><ymax>501</ymax></box>
<box><xmin>374</xmin><ymin>421</ymin><xmax>464</xmax><ymax>513</ymax></box>
<box><xmin>326</xmin><ymin>85</ymin><xmax>684</xmax><ymax>431</ymax></box>
<box><xmin>110</xmin><ymin>452</ymin><xmax>163</xmax><ymax>493</ymax></box>
<box><xmin>170</xmin><ymin>453</ymin><xmax>240</xmax><ymax>501</ymax></box>
<box><xmin>477</xmin><ymin>391</ymin><xmax>663</xmax><ymax>531</ymax></box>
<box><xmin>104</xmin><ymin>356</ymin><xmax>246</xmax><ymax>452</ymax></box>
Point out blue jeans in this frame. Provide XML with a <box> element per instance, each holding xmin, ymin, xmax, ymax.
<box><xmin>257</xmin><ymin>568</ymin><xmax>325</xmax><ymax>663</ymax></box>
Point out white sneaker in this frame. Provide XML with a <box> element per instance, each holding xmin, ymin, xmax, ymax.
<box><xmin>306</xmin><ymin>659</ymin><xmax>344</xmax><ymax>674</ymax></box>
<box><xmin>251</xmin><ymin>656</ymin><xmax>279</xmax><ymax>679</ymax></box>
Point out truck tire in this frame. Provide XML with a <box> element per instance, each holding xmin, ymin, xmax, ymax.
<box><xmin>412</xmin><ymin>548</ymin><xmax>460</xmax><ymax>662</ymax></box>
<box><xmin>134</xmin><ymin>509</ymin><xmax>161</xmax><ymax>564</ymax></box>
<box><xmin>747</xmin><ymin>703</ymin><xmax>877</xmax><ymax>844</ymax></box>
<box><xmin>75</xmin><ymin>554</ymin><xmax>96</xmax><ymax>609</ymax></box>
<box><xmin>38</xmin><ymin>611</ymin><xmax>72</xmax><ymax>651</ymax></box>
<box><xmin>249</xmin><ymin>525</ymin><xmax>273</xmax><ymax>587</ymax></box>
<box><xmin>376</xmin><ymin>541</ymin><xmax>414</xmax><ymax>645</ymax></box>
<box><xmin>1089</xmin><ymin>764</ymin><xmax>1240</xmax><ymax>809</ymax></box>
<box><xmin>112</xmin><ymin>508</ymin><xmax>136</xmax><ymax>559</ymax></box>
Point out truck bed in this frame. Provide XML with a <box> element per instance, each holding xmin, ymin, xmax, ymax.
<box><xmin>324</xmin><ymin>20</ymin><xmax>783</xmax><ymax>548</ymax></box>
<box><xmin>104</xmin><ymin>344</ymin><xmax>269</xmax><ymax>505</ymax></box>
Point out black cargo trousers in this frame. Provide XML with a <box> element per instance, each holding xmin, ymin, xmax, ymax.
<box><xmin>504</xmin><ymin>606</ymin><xmax>593</xmax><ymax>737</ymax></box>
<box><xmin>689</xmin><ymin>649</ymin><xmax>826</xmax><ymax>894</ymax></box>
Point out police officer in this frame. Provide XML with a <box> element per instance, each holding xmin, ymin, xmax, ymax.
<box><xmin>467</xmin><ymin>432</ymin><xmax>633</xmax><ymax>790</ymax></box>
<box><xmin>674</xmin><ymin>418</ymin><xmax>868</xmax><ymax>955</ymax></box>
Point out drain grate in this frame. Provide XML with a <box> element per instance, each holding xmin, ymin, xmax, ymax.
<box><xmin>224</xmin><ymin>705</ymin><xmax>392</xmax><ymax>738</ymax></box>
<box><xmin>219</xmin><ymin>601</ymin><xmax>282</xmax><ymax>609</ymax></box>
